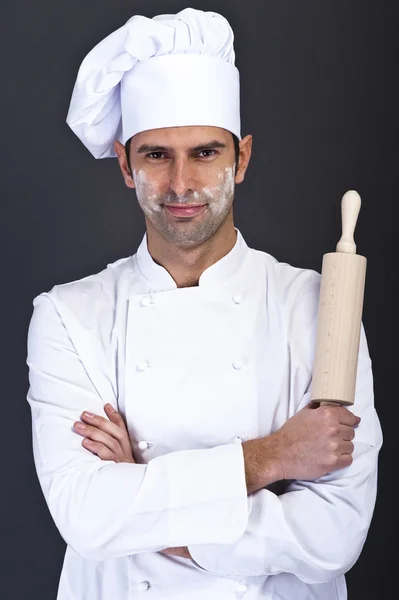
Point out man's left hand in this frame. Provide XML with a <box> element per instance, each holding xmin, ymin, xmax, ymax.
<box><xmin>160</xmin><ymin>546</ymin><xmax>192</xmax><ymax>559</ymax></box>
<box><xmin>74</xmin><ymin>404</ymin><xmax>192</xmax><ymax>560</ymax></box>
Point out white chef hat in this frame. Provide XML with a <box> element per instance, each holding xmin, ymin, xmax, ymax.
<box><xmin>66</xmin><ymin>7</ymin><xmax>241</xmax><ymax>159</ymax></box>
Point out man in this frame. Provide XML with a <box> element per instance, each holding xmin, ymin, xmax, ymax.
<box><xmin>26</xmin><ymin>8</ymin><xmax>382</xmax><ymax>600</ymax></box>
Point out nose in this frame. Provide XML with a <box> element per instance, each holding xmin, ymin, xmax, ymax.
<box><xmin>168</xmin><ymin>157</ymin><xmax>195</xmax><ymax>197</ymax></box>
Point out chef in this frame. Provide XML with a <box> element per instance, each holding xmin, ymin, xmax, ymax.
<box><xmin>26</xmin><ymin>7</ymin><xmax>382</xmax><ymax>600</ymax></box>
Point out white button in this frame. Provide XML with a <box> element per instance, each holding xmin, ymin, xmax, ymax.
<box><xmin>233</xmin><ymin>294</ymin><xmax>243</xmax><ymax>304</ymax></box>
<box><xmin>140</xmin><ymin>296</ymin><xmax>153</xmax><ymax>307</ymax></box>
<box><xmin>138</xmin><ymin>441</ymin><xmax>149</xmax><ymax>450</ymax></box>
<box><xmin>137</xmin><ymin>361</ymin><xmax>149</xmax><ymax>372</ymax></box>
<box><xmin>233</xmin><ymin>359</ymin><xmax>244</xmax><ymax>370</ymax></box>
<box><xmin>237</xmin><ymin>581</ymin><xmax>248</xmax><ymax>593</ymax></box>
<box><xmin>137</xmin><ymin>580</ymin><xmax>151</xmax><ymax>592</ymax></box>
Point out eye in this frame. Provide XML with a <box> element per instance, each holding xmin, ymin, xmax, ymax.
<box><xmin>146</xmin><ymin>152</ymin><xmax>167</xmax><ymax>160</ymax></box>
<box><xmin>198</xmin><ymin>150</ymin><xmax>217</xmax><ymax>158</ymax></box>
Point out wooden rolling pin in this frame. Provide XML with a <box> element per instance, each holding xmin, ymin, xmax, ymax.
<box><xmin>310</xmin><ymin>190</ymin><xmax>367</xmax><ymax>407</ymax></box>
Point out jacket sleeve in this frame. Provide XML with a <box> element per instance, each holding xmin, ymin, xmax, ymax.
<box><xmin>188</xmin><ymin>334</ymin><xmax>383</xmax><ymax>584</ymax></box>
<box><xmin>26</xmin><ymin>292</ymin><xmax>249</xmax><ymax>562</ymax></box>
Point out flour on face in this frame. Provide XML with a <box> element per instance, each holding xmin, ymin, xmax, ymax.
<box><xmin>202</xmin><ymin>166</ymin><xmax>235</xmax><ymax>217</ymax></box>
<box><xmin>132</xmin><ymin>164</ymin><xmax>236</xmax><ymax>246</ymax></box>
<box><xmin>132</xmin><ymin>169</ymin><xmax>163</xmax><ymax>215</ymax></box>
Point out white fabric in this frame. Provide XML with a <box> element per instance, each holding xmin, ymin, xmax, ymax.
<box><xmin>66</xmin><ymin>8</ymin><xmax>241</xmax><ymax>159</ymax></box>
<box><xmin>26</xmin><ymin>229</ymin><xmax>382</xmax><ymax>600</ymax></box>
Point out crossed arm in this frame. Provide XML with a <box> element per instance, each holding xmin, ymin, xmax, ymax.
<box><xmin>26</xmin><ymin>292</ymin><xmax>382</xmax><ymax>581</ymax></box>
<box><xmin>74</xmin><ymin>404</ymin><xmax>193</xmax><ymax>560</ymax></box>
<box><xmin>71</xmin><ymin>403</ymin><xmax>281</xmax><ymax>561</ymax></box>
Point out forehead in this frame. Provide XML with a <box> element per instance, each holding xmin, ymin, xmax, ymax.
<box><xmin>130</xmin><ymin>125</ymin><xmax>232</xmax><ymax>151</ymax></box>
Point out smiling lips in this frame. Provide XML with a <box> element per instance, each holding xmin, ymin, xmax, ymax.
<box><xmin>164</xmin><ymin>205</ymin><xmax>207</xmax><ymax>218</ymax></box>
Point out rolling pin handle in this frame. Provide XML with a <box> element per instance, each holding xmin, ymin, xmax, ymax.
<box><xmin>336</xmin><ymin>190</ymin><xmax>361</xmax><ymax>254</ymax></box>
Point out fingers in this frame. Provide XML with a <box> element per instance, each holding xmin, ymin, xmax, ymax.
<box><xmin>318</xmin><ymin>404</ymin><xmax>361</xmax><ymax>427</ymax></box>
<box><xmin>337</xmin><ymin>408</ymin><xmax>361</xmax><ymax>427</ymax></box>
<box><xmin>73</xmin><ymin>406</ymin><xmax>134</xmax><ymax>463</ymax></box>
<box><xmin>337</xmin><ymin>453</ymin><xmax>354</xmax><ymax>469</ymax></box>
<box><xmin>80</xmin><ymin>438</ymin><xmax>119</xmax><ymax>462</ymax></box>
<box><xmin>74</xmin><ymin>417</ymin><xmax>124</xmax><ymax>461</ymax></box>
<box><xmin>103</xmin><ymin>404</ymin><xmax>135</xmax><ymax>459</ymax></box>
<box><xmin>340</xmin><ymin>424</ymin><xmax>356</xmax><ymax>441</ymax></box>
<box><xmin>104</xmin><ymin>403</ymin><xmax>128</xmax><ymax>431</ymax></box>
<box><xmin>340</xmin><ymin>440</ymin><xmax>354</xmax><ymax>455</ymax></box>
<box><xmin>160</xmin><ymin>548</ymin><xmax>176</xmax><ymax>555</ymax></box>
<box><xmin>160</xmin><ymin>547</ymin><xmax>190</xmax><ymax>558</ymax></box>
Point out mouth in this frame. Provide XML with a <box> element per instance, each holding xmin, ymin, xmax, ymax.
<box><xmin>163</xmin><ymin>204</ymin><xmax>207</xmax><ymax>218</ymax></box>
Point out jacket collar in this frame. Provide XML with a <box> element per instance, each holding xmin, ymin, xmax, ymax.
<box><xmin>136</xmin><ymin>227</ymin><xmax>250</xmax><ymax>289</ymax></box>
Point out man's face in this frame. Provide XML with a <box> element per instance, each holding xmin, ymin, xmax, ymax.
<box><xmin>128</xmin><ymin>126</ymin><xmax>237</xmax><ymax>247</ymax></box>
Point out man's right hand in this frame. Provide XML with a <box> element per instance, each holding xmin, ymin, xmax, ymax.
<box><xmin>242</xmin><ymin>403</ymin><xmax>361</xmax><ymax>493</ymax></box>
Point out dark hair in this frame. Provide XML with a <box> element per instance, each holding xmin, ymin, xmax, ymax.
<box><xmin>124</xmin><ymin>133</ymin><xmax>240</xmax><ymax>176</ymax></box>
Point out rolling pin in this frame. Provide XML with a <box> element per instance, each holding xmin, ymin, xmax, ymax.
<box><xmin>310</xmin><ymin>190</ymin><xmax>367</xmax><ymax>407</ymax></box>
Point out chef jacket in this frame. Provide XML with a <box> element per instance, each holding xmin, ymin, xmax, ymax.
<box><xmin>26</xmin><ymin>227</ymin><xmax>382</xmax><ymax>600</ymax></box>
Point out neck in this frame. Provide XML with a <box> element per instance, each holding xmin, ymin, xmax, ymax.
<box><xmin>145</xmin><ymin>212</ymin><xmax>237</xmax><ymax>288</ymax></box>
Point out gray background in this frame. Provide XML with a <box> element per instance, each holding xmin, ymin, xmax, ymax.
<box><xmin>1</xmin><ymin>1</ymin><xmax>396</xmax><ymax>598</ymax></box>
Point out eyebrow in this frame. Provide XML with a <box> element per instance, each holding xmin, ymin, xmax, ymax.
<box><xmin>136</xmin><ymin>140</ymin><xmax>228</xmax><ymax>154</ymax></box>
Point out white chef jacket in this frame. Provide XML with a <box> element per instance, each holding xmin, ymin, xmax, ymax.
<box><xmin>26</xmin><ymin>228</ymin><xmax>382</xmax><ymax>600</ymax></box>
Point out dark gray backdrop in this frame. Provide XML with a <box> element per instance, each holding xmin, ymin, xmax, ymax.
<box><xmin>1</xmin><ymin>1</ymin><xmax>396</xmax><ymax>598</ymax></box>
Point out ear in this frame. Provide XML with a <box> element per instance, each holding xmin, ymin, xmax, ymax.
<box><xmin>114</xmin><ymin>141</ymin><xmax>135</xmax><ymax>189</ymax></box>
<box><xmin>235</xmin><ymin>134</ymin><xmax>253</xmax><ymax>185</ymax></box>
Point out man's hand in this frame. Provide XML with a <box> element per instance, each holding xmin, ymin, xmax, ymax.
<box><xmin>73</xmin><ymin>405</ymin><xmax>192</xmax><ymax>560</ymax></box>
<box><xmin>73</xmin><ymin>404</ymin><xmax>136</xmax><ymax>463</ymax></box>
<box><xmin>264</xmin><ymin>402</ymin><xmax>361</xmax><ymax>482</ymax></box>
<box><xmin>159</xmin><ymin>546</ymin><xmax>192</xmax><ymax>559</ymax></box>
<box><xmin>242</xmin><ymin>403</ymin><xmax>362</xmax><ymax>494</ymax></box>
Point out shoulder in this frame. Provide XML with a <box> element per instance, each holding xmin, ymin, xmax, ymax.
<box><xmin>250</xmin><ymin>247</ymin><xmax>321</xmax><ymax>320</ymax></box>
<box><xmin>30</xmin><ymin>254</ymin><xmax>137</xmax><ymax>327</ymax></box>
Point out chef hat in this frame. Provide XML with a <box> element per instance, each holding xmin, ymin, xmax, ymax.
<box><xmin>66</xmin><ymin>7</ymin><xmax>241</xmax><ymax>159</ymax></box>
